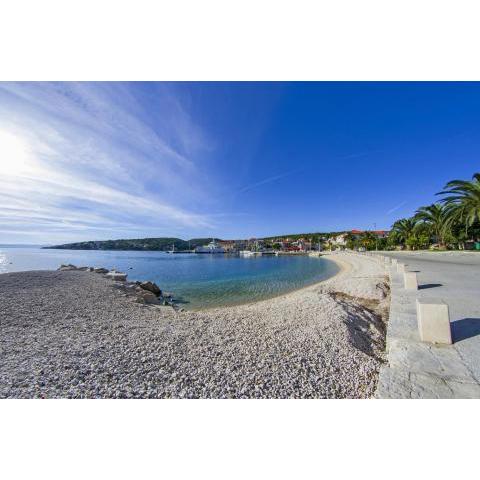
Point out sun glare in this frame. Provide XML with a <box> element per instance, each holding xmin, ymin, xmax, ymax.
<box><xmin>0</xmin><ymin>130</ymin><xmax>31</xmax><ymax>176</ymax></box>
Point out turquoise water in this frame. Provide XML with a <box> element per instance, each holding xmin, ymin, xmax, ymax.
<box><xmin>0</xmin><ymin>246</ymin><xmax>339</xmax><ymax>309</ymax></box>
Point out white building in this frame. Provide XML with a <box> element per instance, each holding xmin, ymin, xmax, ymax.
<box><xmin>333</xmin><ymin>233</ymin><xmax>348</xmax><ymax>246</ymax></box>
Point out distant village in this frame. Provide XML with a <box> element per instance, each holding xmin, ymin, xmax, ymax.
<box><xmin>45</xmin><ymin>229</ymin><xmax>391</xmax><ymax>253</ymax></box>
<box><xmin>216</xmin><ymin>229</ymin><xmax>390</xmax><ymax>253</ymax></box>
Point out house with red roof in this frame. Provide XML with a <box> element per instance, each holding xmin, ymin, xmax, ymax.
<box><xmin>351</xmin><ymin>229</ymin><xmax>389</xmax><ymax>238</ymax></box>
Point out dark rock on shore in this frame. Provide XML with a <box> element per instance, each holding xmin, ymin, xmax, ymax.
<box><xmin>135</xmin><ymin>289</ymin><xmax>160</xmax><ymax>304</ymax></box>
<box><xmin>138</xmin><ymin>281</ymin><xmax>161</xmax><ymax>296</ymax></box>
<box><xmin>57</xmin><ymin>264</ymin><xmax>78</xmax><ymax>271</ymax></box>
<box><xmin>93</xmin><ymin>267</ymin><xmax>109</xmax><ymax>274</ymax></box>
<box><xmin>55</xmin><ymin>264</ymin><xmax>171</xmax><ymax>307</ymax></box>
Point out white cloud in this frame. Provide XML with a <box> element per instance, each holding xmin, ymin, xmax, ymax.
<box><xmin>386</xmin><ymin>200</ymin><xmax>407</xmax><ymax>215</ymax></box>
<box><xmin>0</xmin><ymin>82</ymin><xmax>218</xmax><ymax>243</ymax></box>
<box><xmin>237</xmin><ymin>171</ymin><xmax>298</xmax><ymax>194</ymax></box>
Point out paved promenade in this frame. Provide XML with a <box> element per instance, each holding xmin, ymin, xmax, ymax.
<box><xmin>374</xmin><ymin>251</ymin><xmax>480</xmax><ymax>398</ymax></box>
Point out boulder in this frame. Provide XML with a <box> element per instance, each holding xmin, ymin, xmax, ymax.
<box><xmin>93</xmin><ymin>267</ymin><xmax>109</xmax><ymax>274</ymax></box>
<box><xmin>136</xmin><ymin>290</ymin><xmax>160</xmax><ymax>304</ymax></box>
<box><xmin>58</xmin><ymin>264</ymin><xmax>77</xmax><ymax>271</ymax></box>
<box><xmin>139</xmin><ymin>281</ymin><xmax>161</xmax><ymax>296</ymax></box>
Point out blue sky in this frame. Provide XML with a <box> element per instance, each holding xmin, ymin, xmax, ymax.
<box><xmin>0</xmin><ymin>82</ymin><xmax>479</xmax><ymax>243</ymax></box>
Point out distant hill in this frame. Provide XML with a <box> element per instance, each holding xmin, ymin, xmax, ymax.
<box><xmin>43</xmin><ymin>237</ymin><xmax>222</xmax><ymax>251</ymax></box>
<box><xmin>44</xmin><ymin>231</ymin><xmax>353</xmax><ymax>251</ymax></box>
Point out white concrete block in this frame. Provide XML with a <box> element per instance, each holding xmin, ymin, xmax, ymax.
<box><xmin>391</xmin><ymin>258</ymin><xmax>398</xmax><ymax>267</ymax></box>
<box><xmin>416</xmin><ymin>299</ymin><xmax>452</xmax><ymax>344</ymax></box>
<box><xmin>403</xmin><ymin>271</ymin><xmax>418</xmax><ymax>290</ymax></box>
<box><xmin>397</xmin><ymin>263</ymin><xmax>405</xmax><ymax>273</ymax></box>
<box><xmin>106</xmin><ymin>272</ymin><xmax>127</xmax><ymax>281</ymax></box>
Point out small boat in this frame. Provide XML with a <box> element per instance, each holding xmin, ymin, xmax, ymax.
<box><xmin>240</xmin><ymin>250</ymin><xmax>262</xmax><ymax>257</ymax></box>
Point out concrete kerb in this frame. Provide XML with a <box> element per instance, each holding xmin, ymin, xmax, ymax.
<box><xmin>403</xmin><ymin>271</ymin><xmax>418</xmax><ymax>290</ymax></box>
<box><xmin>106</xmin><ymin>271</ymin><xmax>128</xmax><ymax>281</ymax></box>
<box><xmin>416</xmin><ymin>298</ymin><xmax>452</xmax><ymax>345</ymax></box>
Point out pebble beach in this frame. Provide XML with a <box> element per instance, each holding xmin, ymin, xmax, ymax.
<box><xmin>0</xmin><ymin>253</ymin><xmax>389</xmax><ymax>398</ymax></box>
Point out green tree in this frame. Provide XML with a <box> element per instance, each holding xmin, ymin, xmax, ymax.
<box><xmin>360</xmin><ymin>231</ymin><xmax>377</xmax><ymax>250</ymax></box>
<box><xmin>414</xmin><ymin>203</ymin><xmax>449</xmax><ymax>247</ymax></box>
<box><xmin>405</xmin><ymin>231</ymin><xmax>430</xmax><ymax>250</ymax></box>
<box><xmin>438</xmin><ymin>172</ymin><xmax>480</xmax><ymax>239</ymax></box>
<box><xmin>387</xmin><ymin>230</ymin><xmax>401</xmax><ymax>249</ymax></box>
<box><xmin>377</xmin><ymin>237</ymin><xmax>388</xmax><ymax>250</ymax></box>
<box><xmin>346</xmin><ymin>239</ymin><xmax>357</xmax><ymax>250</ymax></box>
<box><xmin>391</xmin><ymin>218</ymin><xmax>417</xmax><ymax>249</ymax></box>
<box><xmin>344</xmin><ymin>232</ymin><xmax>357</xmax><ymax>250</ymax></box>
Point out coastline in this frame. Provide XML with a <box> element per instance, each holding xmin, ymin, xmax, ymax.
<box><xmin>190</xmin><ymin>254</ymin><xmax>345</xmax><ymax>312</ymax></box>
<box><xmin>0</xmin><ymin>247</ymin><xmax>340</xmax><ymax>309</ymax></box>
<box><xmin>0</xmin><ymin>252</ymin><xmax>390</xmax><ymax>398</ymax></box>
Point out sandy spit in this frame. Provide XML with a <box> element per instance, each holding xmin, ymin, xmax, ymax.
<box><xmin>0</xmin><ymin>253</ymin><xmax>389</xmax><ymax>398</ymax></box>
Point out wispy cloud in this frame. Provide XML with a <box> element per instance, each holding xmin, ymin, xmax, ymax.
<box><xmin>0</xmin><ymin>82</ymin><xmax>217</xmax><ymax>243</ymax></box>
<box><xmin>340</xmin><ymin>152</ymin><xmax>370</xmax><ymax>160</ymax></box>
<box><xmin>238</xmin><ymin>170</ymin><xmax>299</xmax><ymax>194</ymax></box>
<box><xmin>386</xmin><ymin>200</ymin><xmax>407</xmax><ymax>215</ymax></box>
<box><xmin>339</xmin><ymin>150</ymin><xmax>380</xmax><ymax>160</ymax></box>
<box><xmin>237</xmin><ymin>151</ymin><xmax>375</xmax><ymax>197</ymax></box>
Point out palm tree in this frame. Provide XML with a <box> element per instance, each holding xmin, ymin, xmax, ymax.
<box><xmin>414</xmin><ymin>203</ymin><xmax>448</xmax><ymax>246</ymax></box>
<box><xmin>360</xmin><ymin>231</ymin><xmax>376</xmax><ymax>250</ymax></box>
<box><xmin>391</xmin><ymin>218</ymin><xmax>417</xmax><ymax>248</ymax></box>
<box><xmin>437</xmin><ymin>173</ymin><xmax>480</xmax><ymax>238</ymax></box>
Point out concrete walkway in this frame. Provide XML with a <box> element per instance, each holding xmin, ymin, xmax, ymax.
<box><xmin>372</xmin><ymin>251</ymin><xmax>480</xmax><ymax>398</ymax></box>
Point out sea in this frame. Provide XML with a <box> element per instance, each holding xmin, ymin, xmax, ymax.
<box><xmin>0</xmin><ymin>245</ymin><xmax>339</xmax><ymax>309</ymax></box>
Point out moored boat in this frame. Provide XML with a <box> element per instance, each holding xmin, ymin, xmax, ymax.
<box><xmin>240</xmin><ymin>250</ymin><xmax>262</xmax><ymax>257</ymax></box>
<box><xmin>195</xmin><ymin>240</ymin><xmax>225</xmax><ymax>254</ymax></box>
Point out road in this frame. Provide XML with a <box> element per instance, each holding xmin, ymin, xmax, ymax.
<box><xmin>376</xmin><ymin>251</ymin><xmax>480</xmax><ymax>397</ymax></box>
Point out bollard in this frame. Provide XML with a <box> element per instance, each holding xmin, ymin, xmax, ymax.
<box><xmin>403</xmin><ymin>271</ymin><xmax>418</xmax><ymax>290</ymax></box>
<box><xmin>416</xmin><ymin>298</ymin><xmax>452</xmax><ymax>344</ymax></box>
<box><xmin>397</xmin><ymin>263</ymin><xmax>405</xmax><ymax>273</ymax></box>
<box><xmin>106</xmin><ymin>271</ymin><xmax>127</xmax><ymax>281</ymax></box>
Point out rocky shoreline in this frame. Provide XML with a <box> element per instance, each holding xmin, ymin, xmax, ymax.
<box><xmin>57</xmin><ymin>263</ymin><xmax>180</xmax><ymax>309</ymax></box>
<box><xmin>0</xmin><ymin>253</ymin><xmax>389</xmax><ymax>398</ymax></box>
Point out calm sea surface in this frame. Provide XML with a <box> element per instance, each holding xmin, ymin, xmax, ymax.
<box><xmin>0</xmin><ymin>246</ymin><xmax>339</xmax><ymax>309</ymax></box>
